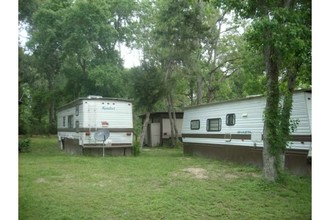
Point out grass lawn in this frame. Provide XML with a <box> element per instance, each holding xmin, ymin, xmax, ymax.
<box><xmin>19</xmin><ymin>137</ymin><xmax>311</xmax><ymax>219</ymax></box>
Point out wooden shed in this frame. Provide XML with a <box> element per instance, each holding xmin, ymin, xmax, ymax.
<box><xmin>139</xmin><ymin>112</ymin><xmax>184</xmax><ymax>147</ymax></box>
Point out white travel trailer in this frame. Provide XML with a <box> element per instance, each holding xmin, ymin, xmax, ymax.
<box><xmin>182</xmin><ymin>90</ymin><xmax>311</xmax><ymax>175</ymax></box>
<box><xmin>57</xmin><ymin>96</ymin><xmax>133</xmax><ymax>156</ymax></box>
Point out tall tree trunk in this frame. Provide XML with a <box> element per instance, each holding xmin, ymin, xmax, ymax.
<box><xmin>278</xmin><ymin>69</ymin><xmax>297</xmax><ymax>170</ymax></box>
<box><xmin>47</xmin><ymin>76</ymin><xmax>56</xmax><ymax>134</ymax></box>
<box><xmin>167</xmin><ymin>93</ymin><xmax>179</xmax><ymax>146</ymax></box>
<box><xmin>172</xmin><ymin>105</ymin><xmax>179</xmax><ymax>143</ymax></box>
<box><xmin>48</xmin><ymin>98</ymin><xmax>56</xmax><ymax>134</ymax></box>
<box><xmin>262</xmin><ymin>42</ymin><xmax>280</xmax><ymax>182</ymax></box>
<box><xmin>164</xmin><ymin>63</ymin><xmax>178</xmax><ymax>146</ymax></box>
<box><xmin>140</xmin><ymin>112</ymin><xmax>150</xmax><ymax>149</ymax></box>
<box><xmin>167</xmin><ymin>94</ymin><xmax>176</xmax><ymax>147</ymax></box>
<box><xmin>189</xmin><ymin>80</ymin><xmax>194</xmax><ymax>105</ymax></box>
<box><xmin>197</xmin><ymin>75</ymin><xmax>203</xmax><ymax>105</ymax></box>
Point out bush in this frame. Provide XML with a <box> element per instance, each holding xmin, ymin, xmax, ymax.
<box><xmin>133</xmin><ymin>140</ymin><xmax>140</xmax><ymax>156</ymax></box>
<box><xmin>175</xmin><ymin>140</ymin><xmax>183</xmax><ymax>149</ymax></box>
<box><xmin>19</xmin><ymin>138</ymin><xmax>31</xmax><ymax>153</ymax></box>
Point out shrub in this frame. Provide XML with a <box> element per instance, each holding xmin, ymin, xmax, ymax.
<box><xmin>133</xmin><ymin>140</ymin><xmax>140</xmax><ymax>156</ymax></box>
<box><xmin>175</xmin><ymin>140</ymin><xmax>183</xmax><ymax>148</ymax></box>
<box><xmin>19</xmin><ymin>138</ymin><xmax>31</xmax><ymax>153</ymax></box>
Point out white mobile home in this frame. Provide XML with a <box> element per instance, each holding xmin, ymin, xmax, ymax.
<box><xmin>182</xmin><ymin>90</ymin><xmax>311</xmax><ymax>175</ymax></box>
<box><xmin>57</xmin><ymin>96</ymin><xmax>133</xmax><ymax>156</ymax></box>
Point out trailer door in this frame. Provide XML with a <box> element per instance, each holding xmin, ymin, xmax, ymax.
<box><xmin>87</xmin><ymin>102</ymin><xmax>96</xmax><ymax>130</ymax></box>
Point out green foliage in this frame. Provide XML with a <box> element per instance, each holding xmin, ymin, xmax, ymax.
<box><xmin>225</xmin><ymin>37</ymin><xmax>266</xmax><ymax>99</ymax></box>
<box><xmin>89</xmin><ymin>64</ymin><xmax>126</xmax><ymax>97</ymax></box>
<box><xmin>221</xmin><ymin>0</ymin><xmax>311</xmax><ymax>181</ymax></box>
<box><xmin>19</xmin><ymin>0</ymin><xmax>40</xmax><ymax>24</ymax></box>
<box><xmin>19</xmin><ymin>84</ymin><xmax>33</xmax><ymax>135</ymax></box>
<box><xmin>130</xmin><ymin>63</ymin><xmax>166</xmax><ymax>112</ymax></box>
<box><xmin>153</xmin><ymin>0</ymin><xmax>209</xmax><ymax>63</ymax></box>
<box><xmin>20</xmin><ymin>0</ymin><xmax>137</xmax><ymax>134</ymax></box>
<box><xmin>19</xmin><ymin>138</ymin><xmax>31</xmax><ymax>153</ymax></box>
<box><xmin>132</xmin><ymin>140</ymin><xmax>141</xmax><ymax>156</ymax></box>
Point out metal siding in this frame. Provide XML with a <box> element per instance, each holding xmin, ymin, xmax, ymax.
<box><xmin>182</xmin><ymin>92</ymin><xmax>311</xmax><ymax>150</ymax></box>
<box><xmin>304</xmin><ymin>92</ymin><xmax>312</xmax><ymax>132</ymax></box>
<box><xmin>58</xmin><ymin>99</ymin><xmax>133</xmax><ymax>146</ymax></box>
<box><xmin>84</xmin><ymin>100</ymin><xmax>133</xmax><ymax>129</ymax></box>
<box><xmin>288</xmin><ymin>93</ymin><xmax>312</xmax><ymax>150</ymax></box>
<box><xmin>182</xmin><ymin>97</ymin><xmax>265</xmax><ymax>144</ymax></box>
<box><xmin>82</xmin><ymin>100</ymin><xmax>133</xmax><ymax>145</ymax></box>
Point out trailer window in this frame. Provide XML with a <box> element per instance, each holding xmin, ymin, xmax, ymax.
<box><xmin>226</xmin><ymin>114</ymin><xmax>236</xmax><ymax>126</ymax></box>
<box><xmin>62</xmin><ymin>117</ymin><xmax>66</xmax><ymax>127</ymax></box>
<box><xmin>68</xmin><ymin>115</ymin><xmax>74</xmax><ymax>128</ymax></box>
<box><xmin>190</xmin><ymin>120</ymin><xmax>200</xmax><ymax>130</ymax></box>
<box><xmin>207</xmin><ymin>118</ymin><xmax>221</xmax><ymax>131</ymax></box>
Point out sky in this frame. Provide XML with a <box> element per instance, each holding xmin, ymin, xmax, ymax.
<box><xmin>117</xmin><ymin>44</ymin><xmax>142</xmax><ymax>69</ymax></box>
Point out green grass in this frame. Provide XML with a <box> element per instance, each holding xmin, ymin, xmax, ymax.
<box><xmin>19</xmin><ymin>137</ymin><xmax>311</xmax><ymax>219</ymax></box>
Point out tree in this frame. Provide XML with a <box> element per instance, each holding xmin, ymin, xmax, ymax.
<box><xmin>60</xmin><ymin>0</ymin><xmax>130</xmax><ymax>98</ymax></box>
<box><xmin>221</xmin><ymin>0</ymin><xmax>311</xmax><ymax>181</ymax></box>
<box><xmin>196</xmin><ymin>5</ymin><xmax>243</xmax><ymax>103</ymax></box>
<box><xmin>134</xmin><ymin>0</ymin><xmax>250</xmax><ymax>146</ymax></box>
<box><xmin>22</xmin><ymin>0</ymin><xmax>137</xmax><ymax>134</ymax></box>
<box><xmin>19</xmin><ymin>83</ymin><xmax>33</xmax><ymax>135</ymax></box>
<box><xmin>130</xmin><ymin>63</ymin><xmax>166</xmax><ymax>149</ymax></box>
<box><xmin>26</xmin><ymin>0</ymin><xmax>71</xmax><ymax>133</ymax></box>
<box><xmin>147</xmin><ymin>0</ymin><xmax>210</xmax><ymax>145</ymax></box>
<box><xmin>19</xmin><ymin>0</ymin><xmax>41</xmax><ymax>25</ymax></box>
<box><xmin>225</xmin><ymin>36</ymin><xmax>266</xmax><ymax>99</ymax></box>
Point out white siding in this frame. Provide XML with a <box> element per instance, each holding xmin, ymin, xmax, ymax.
<box><xmin>182</xmin><ymin>91</ymin><xmax>312</xmax><ymax>150</ymax></box>
<box><xmin>291</xmin><ymin>93</ymin><xmax>311</xmax><ymax>134</ymax></box>
<box><xmin>57</xmin><ymin>99</ymin><xmax>133</xmax><ymax>146</ymax></box>
<box><xmin>81</xmin><ymin>100</ymin><xmax>133</xmax><ymax>129</ymax></box>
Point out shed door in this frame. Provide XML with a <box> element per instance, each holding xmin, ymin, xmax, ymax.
<box><xmin>88</xmin><ymin>103</ymin><xmax>97</xmax><ymax>130</ymax></box>
<box><xmin>150</xmin><ymin>123</ymin><xmax>161</xmax><ymax>147</ymax></box>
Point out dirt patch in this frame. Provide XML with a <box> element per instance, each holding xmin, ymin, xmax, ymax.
<box><xmin>182</xmin><ymin>168</ymin><xmax>208</xmax><ymax>179</ymax></box>
<box><xmin>35</xmin><ymin>178</ymin><xmax>47</xmax><ymax>183</ymax></box>
<box><xmin>223</xmin><ymin>173</ymin><xmax>239</xmax><ymax>180</ymax></box>
<box><xmin>173</xmin><ymin>167</ymin><xmax>261</xmax><ymax>180</ymax></box>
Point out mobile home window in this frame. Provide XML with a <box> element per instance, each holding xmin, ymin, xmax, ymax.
<box><xmin>62</xmin><ymin>116</ymin><xmax>66</xmax><ymax>127</ymax></box>
<box><xmin>190</xmin><ymin>120</ymin><xmax>200</xmax><ymax>130</ymax></box>
<box><xmin>207</xmin><ymin>118</ymin><xmax>221</xmax><ymax>131</ymax></box>
<box><xmin>68</xmin><ymin>115</ymin><xmax>74</xmax><ymax>128</ymax></box>
<box><xmin>226</xmin><ymin>114</ymin><xmax>236</xmax><ymax>126</ymax></box>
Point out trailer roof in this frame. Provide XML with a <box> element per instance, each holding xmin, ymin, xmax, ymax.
<box><xmin>184</xmin><ymin>88</ymin><xmax>311</xmax><ymax>110</ymax></box>
<box><xmin>57</xmin><ymin>96</ymin><xmax>133</xmax><ymax>111</ymax></box>
<box><xmin>138</xmin><ymin>111</ymin><xmax>184</xmax><ymax>119</ymax></box>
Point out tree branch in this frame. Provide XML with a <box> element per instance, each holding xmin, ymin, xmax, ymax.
<box><xmin>207</xmin><ymin>56</ymin><xmax>242</xmax><ymax>76</ymax></box>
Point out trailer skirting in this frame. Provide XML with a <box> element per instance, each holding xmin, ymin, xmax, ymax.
<box><xmin>59</xmin><ymin>138</ymin><xmax>132</xmax><ymax>156</ymax></box>
<box><xmin>183</xmin><ymin>142</ymin><xmax>311</xmax><ymax>176</ymax></box>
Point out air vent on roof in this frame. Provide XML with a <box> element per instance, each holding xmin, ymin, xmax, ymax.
<box><xmin>87</xmin><ymin>95</ymin><xmax>103</xmax><ymax>99</ymax></box>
